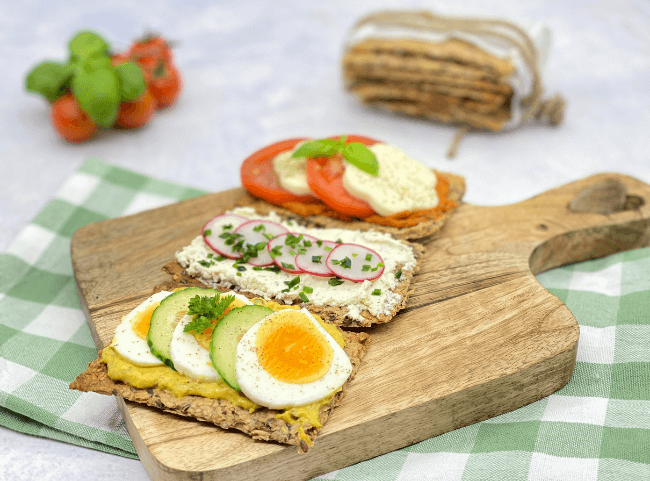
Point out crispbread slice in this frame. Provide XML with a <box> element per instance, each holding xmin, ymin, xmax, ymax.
<box><xmin>349</xmin><ymin>79</ymin><xmax>508</xmax><ymax>105</ymax></box>
<box><xmin>69</xmin><ymin>329</ymin><xmax>370</xmax><ymax>452</ymax></box>
<box><xmin>347</xmin><ymin>38</ymin><xmax>516</xmax><ymax>79</ymax></box>
<box><xmin>342</xmin><ymin>51</ymin><xmax>509</xmax><ymax>84</ymax></box>
<box><xmin>237</xmin><ymin>170</ymin><xmax>465</xmax><ymax>242</ymax></box>
<box><xmin>370</xmin><ymin>99</ymin><xmax>510</xmax><ymax>131</ymax></box>
<box><xmin>344</xmin><ymin>67</ymin><xmax>514</xmax><ymax>96</ymax></box>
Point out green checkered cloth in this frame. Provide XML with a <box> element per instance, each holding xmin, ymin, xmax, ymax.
<box><xmin>1</xmin><ymin>158</ymin><xmax>648</xmax><ymax>479</ymax></box>
<box><xmin>0</xmin><ymin>158</ymin><xmax>206</xmax><ymax>459</ymax></box>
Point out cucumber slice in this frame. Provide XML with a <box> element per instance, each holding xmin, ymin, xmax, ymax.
<box><xmin>210</xmin><ymin>305</ymin><xmax>272</xmax><ymax>391</ymax></box>
<box><xmin>147</xmin><ymin>287</ymin><xmax>222</xmax><ymax>369</ymax></box>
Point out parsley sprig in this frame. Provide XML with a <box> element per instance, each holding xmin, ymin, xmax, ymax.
<box><xmin>183</xmin><ymin>293</ymin><xmax>235</xmax><ymax>334</ymax></box>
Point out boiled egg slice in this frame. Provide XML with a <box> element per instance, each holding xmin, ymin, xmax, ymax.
<box><xmin>111</xmin><ymin>290</ymin><xmax>173</xmax><ymax>366</ymax></box>
<box><xmin>236</xmin><ymin>308</ymin><xmax>352</xmax><ymax>409</ymax></box>
<box><xmin>170</xmin><ymin>292</ymin><xmax>252</xmax><ymax>382</ymax></box>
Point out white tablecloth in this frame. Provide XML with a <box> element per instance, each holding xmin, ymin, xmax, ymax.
<box><xmin>1</xmin><ymin>0</ymin><xmax>649</xmax><ymax>479</ymax></box>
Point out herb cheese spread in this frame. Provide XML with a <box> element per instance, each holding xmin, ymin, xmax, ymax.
<box><xmin>175</xmin><ymin>207</ymin><xmax>418</xmax><ymax>322</ymax></box>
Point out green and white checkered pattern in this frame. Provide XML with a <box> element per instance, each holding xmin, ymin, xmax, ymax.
<box><xmin>1</xmin><ymin>158</ymin><xmax>648</xmax><ymax>478</ymax></box>
<box><xmin>0</xmin><ymin>158</ymin><xmax>206</xmax><ymax>459</ymax></box>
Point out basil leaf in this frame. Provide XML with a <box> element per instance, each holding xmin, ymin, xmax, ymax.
<box><xmin>72</xmin><ymin>67</ymin><xmax>120</xmax><ymax>127</ymax></box>
<box><xmin>68</xmin><ymin>31</ymin><xmax>110</xmax><ymax>62</ymax></box>
<box><xmin>342</xmin><ymin>142</ymin><xmax>379</xmax><ymax>176</ymax></box>
<box><xmin>292</xmin><ymin>139</ymin><xmax>342</xmax><ymax>158</ymax></box>
<box><xmin>115</xmin><ymin>62</ymin><xmax>146</xmax><ymax>101</ymax></box>
<box><xmin>25</xmin><ymin>61</ymin><xmax>73</xmax><ymax>102</ymax></box>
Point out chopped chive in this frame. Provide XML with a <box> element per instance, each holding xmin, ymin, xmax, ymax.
<box><xmin>324</xmin><ymin>246</ymin><xmax>333</xmax><ymax>252</ymax></box>
<box><xmin>328</xmin><ymin>277</ymin><xmax>344</xmax><ymax>286</ymax></box>
<box><xmin>253</xmin><ymin>224</ymin><xmax>265</xmax><ymax>232</ymax></box>
<box><xmin>395</xmin><ymin>269</ymin><xmax>402</xmax><ymax>279</ymax></box>
<box><xmin>303</xmin><ymin>240</ymin><xmax>312</xmax><ymax>247</ymax></box>
<box><xmin>352</xmin><ymin>253</ymin><xmax>358</xmax><ymax>257</ymax></box>
<box><xmin>281</xmin><ymin>262</ymin><xmax>295</xmax><ymax>270</ymax></box>
<box><xmin>298</xmin><ymin>292</ymin><xmax>309</xmax><ymax>303</ymax></box>
<box><xmin>365</xmin><ymin>253</ymin><xmax>372</xmax><ymax>262</ymax></box>
<box><xmin>199</xmin><ymin>260</ymin><xmax>210</xmax><ymax>267</ymax></box>
<box><xmin>203</xmin><ymin>229</ymin><xmax>212</xmax><ymax>236</ymax></box>
<box><xmin>223</xmin><ymin>224</ymin><xmax>233</xmax><ymax>230</ymax></box>
<box><xmin>303</xmin><ymin>286</ymin><xmax>313</xmax><ymax>294</ymax></box>
<box><xmin>340</xmin><ymin>257</ymin><xmax>352</xmax><ymax>269</ymax></box>
<box><xmin>331</xmin><ymin>259</ymin><xmax>340</xmax><ymax>265</ymax></box>
<box><xmin>207</xmin><ymin>253</ymin><xmax>213</xmax><ymax>258</ymax></box>
<box><xmin>312</xmin><ymin>255</ymin><xmax>322</xmax><ymax>263</ymax></box>
<box><xmin>362</xmin><ymin>265</ymin><xmax>371</xmax><ymax>272</ymax></box>
<box><xmin>316</xmin><ymin>240</ymin><xmax>323</xmax><ymax>247</ymax></box>
<box><xmin>284</xmin><ymin>276</ymin><xmax>300</xmax><ymax>289</ymax></box>
<box><xmin>371</xmin><ymin>289</ymin><xmax>381</xmax><ymax>296</ymax></box>
<box><xmin>216</xmin><ymin>255</ymin><xmax>226</xmax><ymax>261</ymax></box>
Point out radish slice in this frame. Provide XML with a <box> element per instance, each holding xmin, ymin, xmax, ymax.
<box><xmin>202</xmin><ymin>214</ymin><xmax>248</xmax><ymax>259</ymax></box>
<box><xmin>295</xmin><ymin>240</ymin><xmax>338</xmax><ymax>276</ymax></box>
<box><xmin>233</xmin><ymin>220</ymin><xmax>289</xmax><ymax>266</ymax></box>
<box><xmin>267</xmin><ymin>233</ymin><xmax>318</xmax><ymax>273</ymax></box>
<box><xmin>325</xmin><ymin>243</ymin><xmax>385</xmax><ymax>282</ymax></box>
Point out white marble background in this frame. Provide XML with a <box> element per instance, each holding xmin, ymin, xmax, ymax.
<box><xmin>1</xmin><ymin>0</ymin><xmax>649</xmax><ymax>479</ymax></box>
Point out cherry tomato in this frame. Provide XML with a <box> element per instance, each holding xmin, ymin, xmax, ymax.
<box><xmin>50</xmin><ymin>93</ymin><xmax>97</xmax><ymax>143</ymax></box>
<box><xmin>115</xmin><ymin>89</ymin><xmax>156</xmax><ymax>129</ymax></box>
<box><xmin>147</xmin><ymin>62</ymin><xmax>182</xmax><ymax>109</ymax></box>
<box><xmin>305</xmin><ymin>135</ymin><xmax>379</xmax><ymax>218</ymax></box>
<box><xmin>128</xmin><ymin>35</ymin><xmax>173</xmax><ymax>64</ymax></box>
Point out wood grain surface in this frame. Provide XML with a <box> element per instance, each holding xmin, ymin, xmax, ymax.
<box><xmin>71</xmin><ymin>173</ymin><xmax>650</xmax><ymax>481</ymax></box>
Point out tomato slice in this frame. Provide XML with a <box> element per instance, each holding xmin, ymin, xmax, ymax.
<box><xmin>240</xmin><ymin>137</ymin><xmax>317</xmax><ymax>205</ymax></box>
<box><xmin>305</xmin><ymin>135</ymin><xmax>379</xmax><ymax>218</ymax></box>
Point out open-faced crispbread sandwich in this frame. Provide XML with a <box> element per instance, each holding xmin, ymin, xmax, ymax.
<box><xmin>237</xmin><ymin>134</ymin><xmax>465</xmax><ymax>241</ymax></box>
<box><xmin>70</xmin><ymin>288</ymin><xmax>370</xmax><ymax>452</ymax></box>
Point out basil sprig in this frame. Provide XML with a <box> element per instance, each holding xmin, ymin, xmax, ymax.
<box><xmin>291</xmin><ymin>136</ymin><xmax>379</xmax><ymax>176</ymax></box>
<box><xmin>25</xmin><ymin>31</ymin><xmax>146</xmax><ymax>127</ymax></box>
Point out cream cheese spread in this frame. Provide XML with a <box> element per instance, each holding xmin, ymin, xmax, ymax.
<box><xmin>342</xmin><ymin>143</ymin><xmax>438</xmax><ymax>216</ymax></box>
<box><xmin>175</xmin><ymin>207</ymin><xmax>417</xmax><ymax>322</ymax></box>
<box><xmin>272</xmin><ymin>142</ymin><xmax>311</xmax><ymax>195</ymax></box>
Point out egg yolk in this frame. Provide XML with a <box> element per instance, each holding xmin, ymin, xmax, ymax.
<box><xmin>256</xmin><ymin>311</ymin><xmax>333</xmax><ymax>384</ymax></box>
<box><xmin>131</xmin><ymin>301</ymin><xmax>162</xmax><ymax>340</ymax></box>
<box><xmin>193</xmin><ymin>297</ymin><xmax>249</xmax><ymax>350</ymax></box>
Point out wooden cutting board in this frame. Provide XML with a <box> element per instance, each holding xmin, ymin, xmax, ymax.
<box><xmin>71</xmin><ymin>173</ymin><xmax>650</xmax><ymax>481</ymax></box>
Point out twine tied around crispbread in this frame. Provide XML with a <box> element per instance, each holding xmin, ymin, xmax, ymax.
<box><xmin>342</xmin><ymin>10</ymin><xmax>567</xmax><ymax>157</ymax></box>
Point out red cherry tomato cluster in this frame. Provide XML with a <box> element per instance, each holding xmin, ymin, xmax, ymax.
<box><xmin>26</xmin><ymin>31</ymin><xmax>183</xmax><ymax>144</ymax></box>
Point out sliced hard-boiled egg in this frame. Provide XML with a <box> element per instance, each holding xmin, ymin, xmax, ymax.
<box><xmin>170</xmin><ymin>292</ymin><xmax>252</xmax><ymax>382</ymax></box>
<box><xmin>342</xmin><ymin>143</ymin><xmax>438</xmax><ymax>216</ymax></box>
<box><xmin>112</xmin><ymin>290</ymin><xmax>173</xmax><ymax>366</ymax></box>
<box><xmin>236</xmin><ymin>308</ymin><xmax>352</xmax><ymax>409</ymax></box>
<box><xmin>272</xmin><ymin>144</ymin><xmax>312</xmax><ymax>196</ymax></box>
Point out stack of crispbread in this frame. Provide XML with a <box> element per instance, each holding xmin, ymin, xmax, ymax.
<box><xmin>343</xmin><ymin>37</ymin><xmax>516</xmax><ymax>131</ymax></box>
